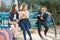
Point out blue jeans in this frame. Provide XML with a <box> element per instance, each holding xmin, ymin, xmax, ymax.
<box><xmin>23</xmin><ymin>27</ymin><xmax>32</xmax><ymax>40</ymax></box>
<box><xmin>18</xmin><ymin>19</ymin><xmax>32</xmax><ymax>40</ymax></box>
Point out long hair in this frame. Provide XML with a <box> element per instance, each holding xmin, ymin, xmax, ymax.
<box><xmin>11</xmin><ymin>5</ymin><xmax>17</xmax><ymax>13</ymax></box>
<box><xmin>20</xmin><ymin>3</ymin><xmax>28</xmax><ymax>11</ymax></box>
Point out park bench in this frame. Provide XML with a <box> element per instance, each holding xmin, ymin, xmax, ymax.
<box><xmin>29</xmin><ymin>12</ymin><xmax>57</xmax><ymax>37</ymax></box>
<box><xmin>0</xmin><ymin>12</ymin><xmax>13</xmax><ymax>40</ymax></box>
<box><xmin>29</xmin><ymin>12</ymin><xmax>54</xmax><ymax>27</ymax></box>
<box><xmin>0</xmin><ymin>12</ymin><xmax>10</xmax><ymax>28</ymax></box>
<box><xmin>0</xmin><ymin>12</ymin><xmax>57</xmax><ymax>37</ymax></box>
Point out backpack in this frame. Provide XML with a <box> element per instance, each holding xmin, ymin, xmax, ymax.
<box><xmin>46</xmin><ymin>12</ymin><xmax>52</xmax><ymax>23</ymax></box>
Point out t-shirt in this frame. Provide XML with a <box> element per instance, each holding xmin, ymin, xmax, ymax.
<box><xmin>13</xmin><ymin>14</ymin><xmax>16</xmax><ymax>20</ymax></box>
<box><xmin>19</xmin><ymin>10</ymin><xmax>29</xmax><ymax>19</ymax></box>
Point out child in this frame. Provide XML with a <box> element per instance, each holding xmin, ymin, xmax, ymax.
<box><xmin>37</xmin><ymin>6</ymin><xmax>49</xmax><ymax>39</ymax></box>
<box><xmin>18</xmin><ymin>3</ymin><xmax>32</xmax><ymax>40</ymax></box>
<box><xmin>9</xmin><ymin>5</ymin><xmax>19</xmax><ymax>39</ymax></box>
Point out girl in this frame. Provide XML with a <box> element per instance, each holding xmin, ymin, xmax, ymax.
<box><xmin>9</xmin><ymin>5</ymin><xmax>19</xmax><ymax>39</ymax></box>
<box><xmin>18</xmin><ymin>3</ymin><xmax>32</xmax><ymax>40</ymax></box>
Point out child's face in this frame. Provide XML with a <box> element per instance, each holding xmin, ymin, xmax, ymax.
<box><xmin>15</xmin><ymin>6</ymin><xmax>17</xmax><ymax>10</ymax></box>
<box><xmin>41</xmin><ymin>8</ymin><xmax>47</xmax><ymax>13</ymax></box>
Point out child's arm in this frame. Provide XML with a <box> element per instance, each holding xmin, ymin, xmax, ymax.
<box><xmin>19</xmin><ymin>11</ymin><xmax>27</xmax><ymax>19</ymax></box>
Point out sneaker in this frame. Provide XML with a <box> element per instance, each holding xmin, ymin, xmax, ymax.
<box><xmin>29</xmin><ymin>38</ymin><xmax>32</xmax><ymax>40</ymax></box>
<box><xmin>13</xmin><ymin>36</ymin><xmax>17</xmax><ymax>40</ymax></box>
<box><xmin>44</xmin><ymin>31</ymin><xmax>47</xmax><ymax>36</ymax></box>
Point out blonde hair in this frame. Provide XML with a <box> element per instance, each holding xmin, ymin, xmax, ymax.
<box><xmin>20</xmin><ymin>3</ymin><xmax>28</xmax><ymax>11</ymax></box>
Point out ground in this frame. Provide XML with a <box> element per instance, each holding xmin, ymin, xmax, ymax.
<box><xmin>0</xmin><ymin>17</ymin><xmax>60</xmax><ymax>40</ymax></box>
<box><xmin>14</xmin><ymin>26</ymin><xmax>60</xmax><ymax>40</ymax></box>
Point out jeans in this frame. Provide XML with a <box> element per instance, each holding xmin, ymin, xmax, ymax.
<box><xmin>19</xmin><ymin>19</ymin><xmax>32</xmax><ymax>40</ymax></box>
<box><xmin>37</xmin><ymin>21</ymin><xmax>49</xmax><ymax>38</ymax></box>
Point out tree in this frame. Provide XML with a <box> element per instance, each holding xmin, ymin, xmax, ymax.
<box><xmin>1</xmin><ymin>1</ymin><xmax>6</xmax><ymax>12</ymax></box>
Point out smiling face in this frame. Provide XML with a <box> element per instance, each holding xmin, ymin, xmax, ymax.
<box><xmin>41</xmin><ymin>6</ymin><xmax>47</xmax><ymax>13</ymax></box>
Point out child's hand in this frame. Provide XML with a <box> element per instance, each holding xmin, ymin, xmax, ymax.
<box><xmin>22</xmin><ymin>13</ymin><xmax>25</xmax><ymax>16</ymax></box>
<box><xmin>16</xmin><ymin>19</ymin><xmax>19</xmax><ymax>22</ymax></box>
<box><xmin>13</xmin><ymin>21</ymin><xmax>18</xmax><ymax>24</ymax></box>
<box><xmin>38</xmin><ymin>14</ymin><xmax>40</xmax><ymax>16</ymax></box>
<box><xmin>40</xmin><ymin>17</ymin><xmax>43</xmax><ymax>19</ymax></box>
<box><xmin>20</xmin><ymin>11</ymin><xmax>27</xmax><ymax>19</ymax></box>
<box><xmin>39</xmin><ymin>16</ymin><xmax>43</xmax><ymax>19</ymax></box>
<box><xmin>10</xmin><ymin>22</ymin><xmax>14</xmax><ymax>25</ymax></box>
<box><xmin>10</xmin><ymin>22</ymin><xmax>17</xmax><ymax>25</ymax></box>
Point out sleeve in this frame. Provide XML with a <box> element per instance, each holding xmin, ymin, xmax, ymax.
<box><xmin>19</xmin><ymin>11</ymin><xmax>21</xmax><ymax>20</ymax></box>
<box><xmin>27</xmin><ymin>11</ymin><xmax>29</xmax><ymax>18</ymax></box>
<box><xmin>9</xmin><ymin>13</ymin><xmax>11</xmax><ymax>21</ymax></box>
<box><xmin>43</xmin><ymin>13</ymin><xmax>48</xmax><ymax>22</ymax></box>
<box><xmin>16</xmin><ymin>12</ymin><xmax>19</xmax><ymax>20</ymax></box>
<box><xmin>37</xmin><ymin>12</ymin><xmax>40</xmax><ymax>19</ymax></box>
<box><xmin>9</xmin><ymin>19</ymin><xmax>12</xmax><ymax>23</ymax></box>
<box><xmin>9</xmin><ymin>13</ymin><xmax>12</xmax><ymax>23</ymax></box>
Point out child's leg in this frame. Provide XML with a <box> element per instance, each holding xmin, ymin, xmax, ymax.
<box><xmin>26</xmin><ymin>29</ymin><xmax>32</xmax><ymax>40</ymax></box>
<box><xmin>14</xmin><ymin>24</ymin><xmax>18</xmax><ymax>38</ymax></box>
<box><xmin>10</xmin><ymin>25</ymin><xmax>15</xmax><ymax>36</ymax></box>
